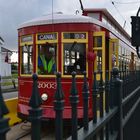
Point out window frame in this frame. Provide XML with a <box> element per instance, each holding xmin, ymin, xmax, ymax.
<box><xmin>61</xmin><ymin>32</ymin><xmax>88</xmax><ymax>78</ymax></box>
<box><xmin>36</xmin><ymin>32</ymin><xmax>58</xmax><ymax>78</ymax></box>
<box><xmin>20</xmin><ymin>35</ymin><xmax>33</xmax><ymax>77</ymax></box>
<box><xmin>93</xmin><ymin>31</ymin><xmax>105</xmax><ymax>81</ymax></box>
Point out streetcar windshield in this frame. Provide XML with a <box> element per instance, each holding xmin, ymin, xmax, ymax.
<box><xmin>21</xmin><ymin>45</ymin><xmax>33</xmax><ymax>74</ymax></box>
<box><xmin>63</xmin><ymin>43</ymin><xmax>86</xmax><ymax>75</ymax></box>
<box><xmin>37</xmin><ymin>43</ymin><xmax>57</xmax><ymax>75</ymax></box>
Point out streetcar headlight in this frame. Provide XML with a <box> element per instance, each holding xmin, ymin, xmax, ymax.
<box><xmin>41</xmin><ymin>93</ymin><xmax>48</xmax><ymax>101</ymax></box>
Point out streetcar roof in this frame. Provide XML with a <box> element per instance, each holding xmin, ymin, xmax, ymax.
<box><xmin>18</xmin><ymin>12</ymin><xmax>130</xmax><ymax>39</ymax></box>
<box><xmin>83</xmin><ymin>8</ymin><xmax>131</xmax><ymax>39</ymax></box>
<box><xmin>18</xmin><ymin>12</ymin><xmax>101</xmax><ymax>28</ymax></box>
<box><xmin>18</xmin><ymin>12</ymin><xmax>134</xmax><ymax>49</ymax></box>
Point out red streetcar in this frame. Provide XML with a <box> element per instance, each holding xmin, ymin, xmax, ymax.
<box><xmin>17</xmin><ymin>9</ymin><xmax>140</xmax><ymax>120</ymax></box>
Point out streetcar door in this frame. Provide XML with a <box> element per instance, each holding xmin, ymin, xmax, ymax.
<box><xmin>109</xmin><ymin>39</ymin><xmax>119</xmax><ymax>74</ymax></box>
<box><xmin>93</xmin><ymin>31</ymin><xmax>105</xmax><ymax>81</ymax></box>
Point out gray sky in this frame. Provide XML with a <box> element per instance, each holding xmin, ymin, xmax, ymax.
<box><xmin>0</xmin><ymin>0</ymin><xmax>139</xmax><ymax>51</ymax></box>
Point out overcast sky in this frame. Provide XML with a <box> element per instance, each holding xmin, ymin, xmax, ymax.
<box><xmin>0</xmin><ymin>0</ymin><xmax>139</xmax><ymax>51</ymax></box>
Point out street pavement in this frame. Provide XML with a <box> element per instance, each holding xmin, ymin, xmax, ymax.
<box><xmin>7</xmin><ymin>122</ymin><xmax>56</xmax><ymax>140</ymax></box>
<box><xmin>3</xmin><ymin>91</ymin><xmax>18</xmax><ymax>100</ymax></box>
<box><xmin>2</xmin><ymin>85</ymin><xmax>18</xmax><ymax>93</ymax></box>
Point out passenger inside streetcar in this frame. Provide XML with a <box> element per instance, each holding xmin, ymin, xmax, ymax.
<box><xmin>74</xmin><ymin>53</ymin><xmax>86</xmax><ymax>73</ymax></box>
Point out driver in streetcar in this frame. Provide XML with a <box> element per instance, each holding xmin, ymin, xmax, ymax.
<box><xmin>38</xmin><ymin>45</ymin><xmax>56</xmax><ymax>74</ymax></box>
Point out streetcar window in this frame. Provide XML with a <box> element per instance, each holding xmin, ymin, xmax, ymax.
<box><xmin>63</xmin><ymin>43</ymin><xmax>86</xmax><ymax>75</ymax></box>
<box><xmin>21</xmin><ymin>45</ymin><xmax>33</xmax><ymax>74</ymax></box>
<box><xmin>129</xmin><ymin>52</ymin><xmax>134</xmax><ymax>71</ymax></box>
<box><xmin>94</xmin><ymin>36</ymin><xmax>102</xmax><ymax>47</ymax></box>
<box><xmin>37</xmin><ymin>44</ymin><xmax>57</xmax><ymax>75</ymax></box>
<box><xmin>96</xmin><ymin>51</ymin><xmax>102</xmax><ymax>72</ymax></box>
<box><xmin>112</xmin><ymin>42</ymin><xmax>117</xmax><ymax>67</ymax></box>
<box><xmin>119</xmin><ymin>57</ymin><xmax>122</xmax><ymax>71</ymax></box>
<box><xmin>119</xmin><ymin>46</ymin><xmax>122</xmax><ymax>55</ymax></box>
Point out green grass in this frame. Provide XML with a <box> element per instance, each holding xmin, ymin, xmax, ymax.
<box><xmin>12</xmin><ymin>73</ymin><xmax>18</xmax><ymax>78</ymax></box>
<box><xmin>1</xmin><ymin>82</ymin><xmax>14</xmax><ymax>86</ymax></box>
<box><xmin>2</xmin><ymin>74</ymin><xmax>18</xmax><ymax>79</ymax></box>
<box><xmin>1</xmin><ymin>74</ymin><xmax>18</xmax><ymax>87</ymax></box>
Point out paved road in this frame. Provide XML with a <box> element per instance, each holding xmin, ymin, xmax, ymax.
<box><xmin>3</xmin><ymin>91</ymin><xmax>18</xmax><ymax>100</ymax></box>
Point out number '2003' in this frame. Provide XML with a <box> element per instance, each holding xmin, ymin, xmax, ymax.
<box><xmin>38</xmin><ymin>82</ymin><xmax>57</xmax><ymax>89</ymax></box>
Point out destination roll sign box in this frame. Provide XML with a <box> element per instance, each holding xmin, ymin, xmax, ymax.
<box><xmin>37</xmin><ymin>33</ymin><xmax>57</xmax><ymax>40</ymax></box>
<box><xmin>21</xmin><ymin>35</ymin><xmax>33</xmax><ymax>43</ymax></box>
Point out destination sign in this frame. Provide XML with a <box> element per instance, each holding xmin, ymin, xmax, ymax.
<box><xmin>37</xmin><ymin>33</ymin><xmax>57</xmax><ymax>40</ymax></box>
<box><xmin>21</xmin><ymin>35</ymin><xmax>33</xmax><ymax>43</ymax></box>
<box><xmin>63</xmin><ymin>33</ymin><xmax>86</xmax><ymax>39</ymax></box>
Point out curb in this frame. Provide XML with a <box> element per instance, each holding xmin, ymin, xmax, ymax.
<box><xmin>2</xmin><ymin>88</ymin><xmax>18</xmax><ymax>93</ymax></box>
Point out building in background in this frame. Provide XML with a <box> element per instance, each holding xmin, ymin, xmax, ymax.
<box><xmin>11</xmin><ymin>52</ymin><xmax>18</xmax><ymax>74</ymax></box>
<box><xmin>0</xmin><ymin>37</ymin><xmax>13</xmax><ymax>76</ymax></box>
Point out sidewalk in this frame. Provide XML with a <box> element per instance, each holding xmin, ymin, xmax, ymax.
<box><xmin>2</xmin><ymin>85</ymin><xmax>18</xmax><ymax>93</ymax></box>
<box><xmin>7</xmin><ymin>122</ymin><xmax>55</xmax><ymax>140</ymax></box>
<box><xmin>2</xmin><ymin>86</ymin><xmax>18</xmax><ymax>93</ymax></box>
<box><xmin>7</xmin><ymin>122</ymin><xmax>31</xmax><ymax>140</ymax></box>
<box><xmin>7</xmin><ymin>121</ymin><xmax>71</xmax><ymax>140</ymax></box>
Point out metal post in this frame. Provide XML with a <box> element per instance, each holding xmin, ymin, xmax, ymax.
<box><xmin>28</xmin><ymin>74</ymin><xmax>42</xmax><ymax>140</ymax></box>
<box><xmin>122</xmin><ymin>71</ymin><xmax>125</xmax><ymax>98</ymax></box>
<box><xmin>110</xmin><ymin>71</ymin><xmax>114</xmax><ymax>135</ymax></box>
<box><xmin>54</xmin><ymin>72</ymin><xmax>64</xmax><ymax>140</ymax></box>
<box><xmin>92</xmin><ymin>72</ymin><xmax>98</xmax><ymax>124</ymax></box>
<box><xmin>0</xmin><ymin>75</ymin><xmax>10</xmax><ymax>140</ymax></box>
<box><xmin>92</xmin><ymin>72</ymin><xmax>98</xmax><ymax>140</ymax></box>
<box><xmin>125</xmin><ymin>70</ymin><xmax>128</xmax><ymax>97</ymax></box>
<box><xmin>99</xmin><ymin>71</ymin><xmax>104</xmax><ymax>118</ymax></box>
<box><xmin>82</xmin><ymin>71</ymin><xmax>89</xmax><ymax>131</ymax></box>
<box><xmin>109</xmin><ymin>71</ymin><xmax>114</xmax><ymax>109</ymax></box>
<box><xmin>70</xmin><ymin>72</ymin><xmax>79</xmax><ymax>140</ymax></box>
<box><xmin>105</xmin><ymin>71</ymin><xmax>109</xmax><ymax>113</ymax></box>
<box><xmin>112</xmin><ymin>67</ymin><xmax>123</xmax><ymax>140</ymax></box>
<box><xmin>99</xmin><ymin>71</ymin><xmax>104</xmax><ymax>140</ymax></box>
<box><xmin>124</xmin><ymin>70</ymin><xmax>126</xmax><ymax>98</ymax></box>
<box><xmin>105</xmin><ymin>71</ymin><xmax>110</xmax><ymax>140</ymax></box>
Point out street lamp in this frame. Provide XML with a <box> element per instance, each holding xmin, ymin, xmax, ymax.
<box><xmin>131</xmin><ymin>7</ymin><xmax>140</xmax><ymax>58</ymax></box>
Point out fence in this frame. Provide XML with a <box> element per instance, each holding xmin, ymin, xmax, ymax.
<box><xmin>0</xmin><ymin>67</ymin><xmax>140</xmax><ymax>140</ymax></box>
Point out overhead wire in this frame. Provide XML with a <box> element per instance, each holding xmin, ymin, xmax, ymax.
<box><xmin>112</xmin><ymin>1</ymin><xmax>140</xmax><ymax>4</ymax></box>
<box><xmin>111</xmin><ymin>0</ymin><xmax>126</xmax><ymax>22</ymax></box>
<box><xmin>110</xmin><ymin>0</ymin><xmax>131</xmax><ymax>31</ymax></box>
